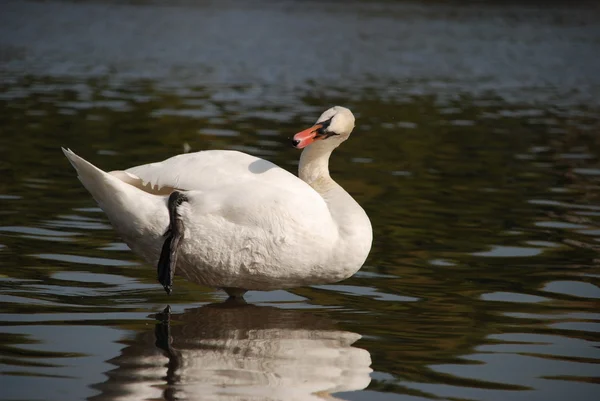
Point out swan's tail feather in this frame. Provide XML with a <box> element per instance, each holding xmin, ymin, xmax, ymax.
<box><xmin>61</xmin><ymin>148</ymin><xmax>167</xmax><ymax>249</ymax></box>
<box><xmin>62</xmin><ymin>147</ymin><xmax>133</xmax><ymax>213</ymax></box>
<box><xmin>62</xmin><ymin>148</ymin><xmax>115</xmax><ymax>205</ymax></box>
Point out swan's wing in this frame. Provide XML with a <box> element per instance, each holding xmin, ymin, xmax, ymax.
<box><xmin>180</xmin><ymin>179</ymin><xmax>338</xmax><ymax>263</ymax></box>
<box><xmin>188</xmin><ymin>178</ymin><xmax>329</xmax><ymax>226</ymax></box>
<box><xmin>112</xmin><ymin>150</ymin><xmax>296</xmax><ymax>194</ymax></box>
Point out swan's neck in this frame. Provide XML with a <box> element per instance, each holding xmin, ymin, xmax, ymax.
<box><xmin>298</xmin><ymin>143</ymin><xmax>358</xmax><ymax>214</ymax></box>
<box><xmin>298</xmin><ymin>144</ymin><xmax>335</xmax><ymax>191</ymax></box>
<box><xmin>298</xmin><ymin>144</ymin><xmax>372</xmax><ymax>271</ymax></box>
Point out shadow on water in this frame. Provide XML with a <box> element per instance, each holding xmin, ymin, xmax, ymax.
<box><xmin>90</xmin><ymin>302</ymin><xmax>372</xmax><ymax>401</ymax></box>
<box><xmin>1</xmin><ymin>0</ymin><xmax>600</xmax><ymax>400</ymax></box>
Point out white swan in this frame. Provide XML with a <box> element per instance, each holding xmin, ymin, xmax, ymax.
<box><xmin>63</xmin><ymin>106</ymin><xmax>372</xmax><ymax>297</ymax></box>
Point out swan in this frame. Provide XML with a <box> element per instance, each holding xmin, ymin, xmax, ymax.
<box><xmin>63</xmin><ymin>106</ymin><xmax>372</xmax><ymax>298</ymax></box>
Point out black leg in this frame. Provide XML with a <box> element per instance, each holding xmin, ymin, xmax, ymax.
<box><xmin>157</xmin><ymin>191</ymin><xmax>188</xmax><ymax>295</ymax></box>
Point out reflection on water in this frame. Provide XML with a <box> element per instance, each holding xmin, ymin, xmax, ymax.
<box><xmin>91</xmin><ymin>303</ymin><xmax>371</xmax><ymax>401</ymax></box>
<box><xmin>1</xmin><ymin>0</ymin><xmax>600</xmax><ymax>401</ymax></box>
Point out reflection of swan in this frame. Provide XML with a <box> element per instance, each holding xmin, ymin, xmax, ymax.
<box><xmin>62</xmin><ymin>106</ymin><xmax>372</xmax><ymax>298</ymax></box>
<box><xmin>90</xmin><ymin>302</ymin><xmax>372</xmax><ymax>401</ymax></box>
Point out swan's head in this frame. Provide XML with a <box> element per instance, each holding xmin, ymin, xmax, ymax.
<box><xmin>292</xmin><ymin>106</ymin><xmax>355</xmax><ymax>149</ymax></box>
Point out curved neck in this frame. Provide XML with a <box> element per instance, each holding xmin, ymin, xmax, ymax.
<box><xmin>298</xmin><ymin>144</ymin><xmax>335</xmax><ymax>191</ymax></box>
<box><xmin>297</xmin><ymin>143</ymin><xmax>373</xmax><ymax>273</ymax></box>
<box><xmin>297</xmin><ymin>143</ymin><xmax>368</xmax><ymax>231</ymax></box>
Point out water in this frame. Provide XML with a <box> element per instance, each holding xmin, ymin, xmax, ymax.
<box><xmin>1</xmin><ymin>1</ymin><xmax>600</xmax><ymax>400</ymax></box>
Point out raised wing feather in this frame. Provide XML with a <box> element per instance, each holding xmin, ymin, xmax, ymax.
<box><xmin>114</xmin><ymin>150</ymin><xmax>304</xmax><ymax>194</ymax></box>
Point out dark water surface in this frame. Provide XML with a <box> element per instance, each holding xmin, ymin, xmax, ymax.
<box><xmin>1</xmin><ymin>1</ymin><xmax>600</xmax><ymax>400</ymax></box>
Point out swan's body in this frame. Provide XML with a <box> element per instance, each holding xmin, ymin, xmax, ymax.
<box><xmin>63</xmin><ymin>106</ymin><xmax>372</xmax><ymax>296</ymax></box>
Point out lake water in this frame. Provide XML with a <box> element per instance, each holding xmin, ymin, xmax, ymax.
<box><xmin>1</xmin><ymin>1</ymin><xmax>599</xmax><ymax>400</ymax></box>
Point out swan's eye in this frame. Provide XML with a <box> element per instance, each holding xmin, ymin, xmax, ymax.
<box><xmin>317</xmin><ymin>128</ymin><xmax>340</xmax><ymax>139</ymax></box>
<box><xmin>315</xmin><ymin>117</ymin><xmax>339</xmax><ymax>139</ymax></box>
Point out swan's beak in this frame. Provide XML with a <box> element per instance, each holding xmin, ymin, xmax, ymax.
<box><xmin>292</xmin><ymin>124</ymin><xmax>323</xmax><ymax>149</ymax></box>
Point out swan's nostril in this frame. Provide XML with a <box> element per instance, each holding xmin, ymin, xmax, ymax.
<box><xmin>291</xmin><ymin>139</ymin><xmax>301</xmax><ymax>147</ymax></box>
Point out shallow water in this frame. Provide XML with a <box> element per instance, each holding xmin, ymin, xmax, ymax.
<box><xmin>1</xmin><ymin>1</ymin><xmax>600</xmax><ymax>400</ymax></box>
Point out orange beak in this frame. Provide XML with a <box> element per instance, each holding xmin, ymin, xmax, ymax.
<box><xmin>292</xmin><ymin>124</ymin><xmax>323</xmax><ymax>149</ymax></box>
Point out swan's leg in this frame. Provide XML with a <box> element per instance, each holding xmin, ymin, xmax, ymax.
<box><xmin>157</xmin><ymin>191</ymin><xmax>188</xmax><ymax>295</ymax></box>
<box><xmin>223</xmin><ymin>287</ymin><xmax>247</xmax><ymax>299</ymax></box>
